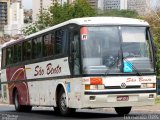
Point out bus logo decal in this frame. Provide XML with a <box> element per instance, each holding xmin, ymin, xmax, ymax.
<box><xmin>121</xmin><ymin>83</ymin><xmax>127</xmax><ymax>89</ymax></box>
<box><xmin>47</xmin><ymin>63</ymin><xmax>61</xmax><ymax>75</ymax></box>
<box><xmin>34</xmin><ymin>65</ymin><xmax>44</xmax><ymax>76</ymax></box>
<box><xmin>34</xmin><ymin>64</ymin><xmax>62</xmax><ymax>77</ymax></box>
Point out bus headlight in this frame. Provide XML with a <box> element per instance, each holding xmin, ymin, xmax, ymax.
<box><xmin>85</xmin><ymin>85</ymin><xmax>105</xmax><ymax>90</ymax></box>
<box><xmin>141</xmin><ymin>83</ymin><xmax>156</xmax><ymax>88</ymax></box>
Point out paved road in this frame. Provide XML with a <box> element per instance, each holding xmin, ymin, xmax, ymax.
<box><xmin>0</xmin><ymin>105</ymin><xmax>160</xmax><ymax>120</ymax></box>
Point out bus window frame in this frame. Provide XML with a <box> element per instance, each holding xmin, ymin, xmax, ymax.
<box><xmin>68</xmin><ymin>24</ymin><xmax>82</xmax><ymax>76</ymax></box>
<box><xmin>147</xmin><ymin>27</ymin><xmax>156</xmax><ymax>72</ymax></box>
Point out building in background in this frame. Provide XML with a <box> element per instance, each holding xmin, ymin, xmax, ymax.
<box><xmin>101</xmin><ymin>0</ymin><xmax>150</xmax><ymax>15</ymax></box>
<box><xmin>86</xmin><ymin>0</ymin><xmax>98</xmax><ymax>10</ymax></box>
<box><xmin>32</xmin><ymin>0</ymin><xmax>68</xmax><ymax>22</ymax></box>
<box><xmin>0</xmin><ymin>0</ymin><xmax>10</xmax><ymax>44</ymax></box>
<box><xmin>24</xmin><ymin>9</ymin><xmax>32</xmax><ymax>24</ymax></box>
<box><xmin>4</xmin><ymin>2</ymin><xmax>24</xmax><ymax>36</ymax></box>
<box><xmin>103</xmin><ymin>0</ymin><xmax>120</xmax><ymax>10</ymax></box>
<box><xmin>103</xmin><ymin>0</ymin><xmax>127</xmax><ymax>10</ymax></box>
<box><xmin>10</xmin><ymin>0</ymin><xmax>22</xmax><ymax>8</ymax></box>
<box><xmin>127</xmin><ymin>0</ymin><xmax>150</xmax><ymax>15</ymax></box>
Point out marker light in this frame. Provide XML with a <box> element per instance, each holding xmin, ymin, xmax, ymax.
<box><xmin>85</xmin><ymin>85</ymin><xmax>105</xmax><ymax>90</ymax></box>
<box><xmin>141</xmin><ymin>83</ymin><xmax>156</xmax><ymax>88</ymax></box>
<box><xmin>90</xmin><ymin>77</ymin><xmax>102</xmax><ymax>85</ymax></box>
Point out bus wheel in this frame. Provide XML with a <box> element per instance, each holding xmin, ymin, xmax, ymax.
<box><xmin>115</xmin><ymin>107</ymin><xmax>131</xmax><ymax>116</ymax></box>
<box><xmin>53</xmin><ymin>107</ymin><xmax>60</xmax><ymax>114</ymax></box>
<box><xmin>58</xmin><ymin>89</ymin><xmax>75</xmax><ymax>116</ymax></box>
<box><xmin>14</xmin><ymin>90</ymin><xmax>32</xmax><ymax>112</ymax></box>
<box><xmin>23</xmin><ymin>106</ymin><xmax>32</xmax><ymax>112</ymax></box>
<box><xmin>14</xmin><ymin>90</ymin><xmax>22</xmax><ymax>112</ymax></box>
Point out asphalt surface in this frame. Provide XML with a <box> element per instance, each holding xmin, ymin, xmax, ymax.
<box><xmin>0</xmin><ymin>105</ymin><xmax>160</xmax><ymax>120</ymax></box>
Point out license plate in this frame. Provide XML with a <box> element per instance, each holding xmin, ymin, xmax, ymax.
<box><xmin>117</xmin><ymin>96</ymin><xmax>129</xmax><ymax>101</ymax></box>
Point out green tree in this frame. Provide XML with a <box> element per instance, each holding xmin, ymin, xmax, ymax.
<box><xmin>143</xmin><ymin>10</ymin><xmax>160</xmax><ymax>75</ymax></box>
<box><xmin>23</xmin><ymin>0</ymin><xmax>96</xmax><ymax>35</ymax></box>
<box><xmin>99</xmin><ymin>9</ymin><xmax>139</xmax><ymax>18</ymax></box>
<box><xmin>23</xmin><ymin>24</ymin><xmax>37</xmax><ymax>35</ymax></box>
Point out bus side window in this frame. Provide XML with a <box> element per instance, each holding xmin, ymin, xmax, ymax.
<box><xmin>23</xmin><ymin>40</ymin><xmax>32</xmax><ymax>61</ymax></box>
<box><xmin>14</xmin><ymin>43</ymin><xmax>22</xmax><ymax>63</ymax></box>
<box><xmin>33</xmin><ymin>37</ymin><xmax>42</xmax><ymax>59</ymax></box>
<box><xmin>71</xmin><ymin>31</ymin><xmax>80</xmax><ymax>75</ymax></box>
<box><xmin>55</xmin><ymin>30</ymin><xmax>64</xmax><ymax>54</ymax></box>
<box><xmin>6</xmin><ymin>47</ymin><xmax>14</xmax><ymax>65</ymax></box>
<box><xmin>43</xmin><ymin>34</ymin><xmax>53</xmax><ymax>57</ymax></box>
<box><xmin>51</xmin><ymin>32</ymin><xmax>55</xmax><ymax>55</ymax></box>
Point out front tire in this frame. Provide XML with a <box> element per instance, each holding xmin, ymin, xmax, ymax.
<box><xmin>14</xmin><ymin>90</ymin><xmax>32</xmax><ymax>112</ymax></box>
<box><xmin>57</xmin><ymin>89</ymin><xmax>75</xmax><ymax>116</ymax></box>
<box><xmin>115</xmin><ymin>107</ymin><xmax>131</xmax><ymax>116</ymax></box>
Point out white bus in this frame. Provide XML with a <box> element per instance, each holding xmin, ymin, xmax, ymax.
<box><xmin>1</xmin><ymin>17</ymin><xmax>157</xmax><ymax>116</ymax></box>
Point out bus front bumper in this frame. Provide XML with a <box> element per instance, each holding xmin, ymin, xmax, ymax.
<box><xmin>81</xmin><ymin>91</ymin><xmax>156</xmax><ymax>108</ymax></box>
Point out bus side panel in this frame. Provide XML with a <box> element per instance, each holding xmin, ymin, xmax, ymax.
<box><xmin>1</xmin><ymin>69</ymin><xmax>10</xmax><ymax>103</ymax></box>
<box><xmin>25</xmin><ymin>57</ymin><xmax>71</xmax><ymax>106</ymax></box>
<box><xmin>27</xmin><ymin>78</ymin><xmax>83</xmax><ymax>108</ymax></box>
<box><xmin>6</xmin><ymin>66</ymin><xmax>30</xmax><ymax>105</ymax></box>
<box><xmin>1</xmin><ymin>84</ymin><xmax>10</xmax><ymax>103</ymax></box>
<box><xmin>1</xmin><ymin>69</ymin><xmax>7</xmax><ymax>82</ymax></box>
<box><xmin>39</xmin><ymin>81</ymin><xmax>49</xmax><ymax>105</ymax></box>
<box><xmin>65</xmin><ymin>78</ymin><xmax>83</xmax><ymax>108</ymax></box>
<box><xmin>28</xmin><ymin>82</ymin><xmax>40</xmax><ymax>105</ymax></box>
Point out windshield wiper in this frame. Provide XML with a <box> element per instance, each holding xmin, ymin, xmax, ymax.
<box><xmin>104</xmin><ymin>56</ymin><xmax>142</xmax><ymax>76</ymax></box>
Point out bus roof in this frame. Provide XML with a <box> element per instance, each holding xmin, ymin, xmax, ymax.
<box><xmin>2</xmin><ymin>17</ymin><xmax>149</xmax><ymax>48</ymax></box>
<box><xmin>2</xmin><ymin>39</ymin><xmax>16</xmax><ymax>48</ymax></box>
<box><xmin>26</xmin><ymin>17</ymin><xmax>149</xmax><ymax>39</ymax></box>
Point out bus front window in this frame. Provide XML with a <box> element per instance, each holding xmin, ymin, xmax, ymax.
<box><xmin>81</xmin><ymin>26</ymin><xmax>154</xmax><ymax>75</ymax></box>
<box><xmin>81</xmin><ymin>27</ymin><xmax>121</xmax><ymax>74</ymax></box>
<box><xmin>121</xmin><ymin>27</ymin><xmax>154</xmax><ymax>73</ymax></box>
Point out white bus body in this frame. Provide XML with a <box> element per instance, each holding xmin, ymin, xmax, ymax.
<box><xmin>1</xmin><ymin>17</ymin><xmax>156</xmax><ymax>116</ymax></box>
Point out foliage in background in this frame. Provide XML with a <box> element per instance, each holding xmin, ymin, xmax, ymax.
<box><xmin>23</xmin><ymin>0</ymin><xmax>96</xmax><ymax>35</ymax></box>
<box><xmin>99</xmin><ymin>9</ymin><xmax>139</xmax><ymax>18</ymax></box>
<box><xmin>23</xmin><ymin>0</ymin><xmax>140</xmax><ymax>35</ymax></box>
<box><xmin>143</xmin><ymin>10</ymin><xmax>160</xmax><ymax>75</ymax></box>
<box><xmin>155</xmin><ymin>96</ymin><xmax>160</xmax><ymax>104</ymax></box>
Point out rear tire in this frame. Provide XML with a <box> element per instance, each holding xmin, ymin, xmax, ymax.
<box><xmin>115</xmin><ymin>107</ymin><xmax>131</xmax><ymax>116</ymax></box>
<box><xmin>54</xmin><ymin>107</ymin><xmax>60</xmax><ymax>114</ymax></box>
<box><xmin>14</xmin><ymin>90</ymin><xmax>32</xmax><ymax>112</ymax></box>
<box><xmin>57</xmin><ymin>88</ymin><xmax>75</xmax><ymax>116</ymax></box>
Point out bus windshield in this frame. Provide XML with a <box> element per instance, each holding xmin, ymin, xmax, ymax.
<box><xmin>81</xmin><ymin>26</ymin><xmax>154</xmax><ymax>74</ymax></box>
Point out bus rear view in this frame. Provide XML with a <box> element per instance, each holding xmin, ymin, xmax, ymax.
<box><xmin>79</xmin><ymin>17</ymin><xmax>156</xmax><ymax>115</ymax></box>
